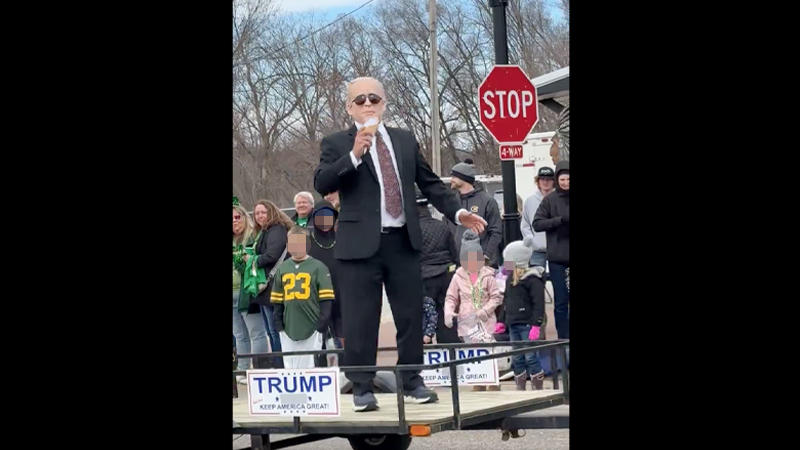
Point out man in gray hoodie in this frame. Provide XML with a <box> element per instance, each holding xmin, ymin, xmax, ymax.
<box><xmin>449</xmin><ymin>162</ymin><xmax>503</xmax><ymax>267</ymax></box>
<box><xmin>520</xmin><ymin>167</ymin><xmax>555</xmax><ymax>268</ymax></box>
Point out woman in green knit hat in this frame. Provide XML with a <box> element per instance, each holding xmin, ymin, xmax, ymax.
<box><xmin>232</xmin><ymin>197</ymin><xmax>269</xmax><ymax>384</ymax></box>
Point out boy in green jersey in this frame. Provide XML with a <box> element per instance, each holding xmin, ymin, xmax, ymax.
<box><xmin>271</xmin><ymin>226</ymin><xmax>335</xmax><ymax>369</ymax></box>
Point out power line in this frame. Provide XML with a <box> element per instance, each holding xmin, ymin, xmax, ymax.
<box><xmin>250</xmin><ymin>0</ymin><xmax>377</xmax><ymax>63</ymax></box>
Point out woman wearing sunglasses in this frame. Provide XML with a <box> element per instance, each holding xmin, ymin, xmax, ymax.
<box><xmin>232</xmin><ymin>199</ymin><xmax>269</xmax><ymax>384</ymax></box>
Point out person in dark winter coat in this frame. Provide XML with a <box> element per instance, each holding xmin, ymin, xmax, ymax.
<box><xmin>307</xmin><ymin>200</ymin><xmax>343</xmax><ymax>343</ymax></box>
<box><xmin>449</xmin><ymin>162</ymin><xmax>503</xmax><ymax>267</ymax></box>
<box><xmin>253</xmin><ymin>200</ymin><xmax>295</xmax><ymax>360</ymax></box>
<box><xmin>533</xmin><ymin>160</ymin><xmax>569</xmax><ymax>339</ymax></box>
<box><xmin>416</xmin><ymin>191</ymin><xmax>461</xmax><ymax>344</ymax></box>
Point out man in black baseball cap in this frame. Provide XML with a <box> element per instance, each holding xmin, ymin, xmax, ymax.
<box><xmin>535</xmin><ymin>166</ymin><xmax>555</xmax><ymax>181</ymax></box>
<box><xmin>520</xmin><ymin>166</ymin><xmax>556</xmax><ymax>268</ymax></box>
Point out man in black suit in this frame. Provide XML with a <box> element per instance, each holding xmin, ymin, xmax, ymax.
<box><xmin>315</xmin><ymin>77</ymin><xmax>487</xmax><ymax>412</ymax></box>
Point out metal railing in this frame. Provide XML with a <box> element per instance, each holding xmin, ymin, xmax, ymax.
<box><xmin>234</xmin><ymin>340</ymin><xmax>569</xmax><ymax>434</ymax></box>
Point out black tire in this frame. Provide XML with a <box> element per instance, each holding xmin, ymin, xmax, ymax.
<box><xmin>347</xmin><ymin>434</ymin><xmax>412</xmax><ymax>450</ymax></box>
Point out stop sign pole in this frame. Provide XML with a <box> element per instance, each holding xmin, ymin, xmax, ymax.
<box><xmin>489</xmin><ymin>0</ymin><xmax>522</xmax><ymax>247</ymax></box>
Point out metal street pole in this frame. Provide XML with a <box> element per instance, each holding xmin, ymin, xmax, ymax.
<box><xmin>490</xmin><ymin>0</ymin><xmax>521</xmax><ymax>246</ymax></box>
<box><xmin>429</xmin><ymin>0</ymin><xmax>441</xmax><ymax>175</ymax></box>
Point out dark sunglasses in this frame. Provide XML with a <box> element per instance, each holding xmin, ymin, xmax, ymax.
<box><xmin>233</xmin><ymin>214</ymin><xmax>242</xmax><ymax>221</ymax></box>
<box><xmin>352</xmin><ymin>93</ymin><xmax>382</xmax><ymax>106</ymax></box>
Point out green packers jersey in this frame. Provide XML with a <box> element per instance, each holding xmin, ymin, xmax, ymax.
<box><xmin>270</xmin><ymin>257</ymin><xmax>334</xmax><ymax>341</ymax></box>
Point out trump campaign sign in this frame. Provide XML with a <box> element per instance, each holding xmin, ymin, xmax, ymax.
<box><xmin>246</xmin><ymin>368</ymin><xmax>340</xmax><ymax>417</ymax></box>
<box><xmin>420</xmin><ymin>348</ymin><xmax>498</xmax><ymax>387</ymax></box>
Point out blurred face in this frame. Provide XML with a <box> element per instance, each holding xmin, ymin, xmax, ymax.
<box><xmin>314</xmin><ymin>211</ymin><xmax>335</xmax><ymax>231</ymax></box>
<box><xmin>538</xmin><ymin>178</ymin><xmax>554</xmax><ymax>192</ymax></box>
<box><xmin>346</xmin><ymin>78</ymin><xmax>386</xmax><ymax>124</ymax></box>
<box><xmin>294</xmin><ymin>195</ymin><xmax>312</xmax><ymax>217</ymax></box>
<box><xmin>503</xmin><ymin>261</ymin><xmax>515</xmax><ymax>271</ymax></box>
<box><xmin>558</xmin><ymin>173</ymin><xmax>570</xmax><ymax>190</ymax></box>
<box><xmin>462</xmin><ymin>251</ymin><xmax>484</xmax><ymax>273</ymax></box>
<box><xmin>254</xmin><ymin>204</ymin><xmax>269</xmax><ymax>227</ymax></box>
<box><xmin>450</xmin><ymin>177</ymin><xmax>464</xmax><ymax>190</ymax></box>
<box><xmin>233</xmin><ymin>209</ymin><xmax>245</xmax><ymax>235</ymax></box>
<box><xmin>287</xmin><ymin>233</ymin><xmax>308</xmax><ymax>259</ymax></box>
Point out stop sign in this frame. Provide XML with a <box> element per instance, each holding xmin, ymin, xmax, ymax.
<box><xmin>478</xmin><ymin>65</ymin><xmax>539</xmax><ymax>144</ymax></box>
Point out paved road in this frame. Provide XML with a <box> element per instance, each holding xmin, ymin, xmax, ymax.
<box><xmin>234</xmin><ymin>429</ymin><xmax>569</xmax><ymax>450</ymax></box>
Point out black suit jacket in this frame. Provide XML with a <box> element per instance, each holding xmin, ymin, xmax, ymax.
<box><xmin>314</xmin><ymin>124</ymin><xmax>461</xmax><ymax>260</ymax></box>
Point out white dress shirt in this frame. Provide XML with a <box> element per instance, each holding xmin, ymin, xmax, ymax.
<box><xmin>350</xmin><ymin>121</ymin><xmax>467</xmax><ymax>228</ymax></box>
<box><xmin>350</xmin><ymin>121</ymin><xmax>406</xmax><ymax>228</ymax></box>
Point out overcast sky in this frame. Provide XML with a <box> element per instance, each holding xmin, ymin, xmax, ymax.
<box><xmin>274</xmin><ymin>0</ymin><xmax>564</xmax><ymax>21</ymax></box>
<box><xmin>274</xmin><ymin>0</ymin><xmax>367</xmax><ymax>13</ymax></box>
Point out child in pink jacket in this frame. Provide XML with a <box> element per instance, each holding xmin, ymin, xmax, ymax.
<box><xmin>444</xmin><ymin>230</ymin><xmax>502</xmax><ymax>342</ymax></box>
<box><xmin>444</xmin><ymin>231</ymin><xmax>502</xmax><ymax>391</ymax></box>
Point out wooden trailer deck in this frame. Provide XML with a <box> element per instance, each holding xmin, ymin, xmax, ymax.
<box><xmin>233</xmin><ymin>390</ymin><xmax>565</xmax><ymax>435</ymax></box>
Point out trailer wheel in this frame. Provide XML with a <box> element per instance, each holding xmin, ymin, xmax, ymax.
<box><xmin>347</xmin><ymin>434</ymin><xmax>412</xmax><ymax>450</ymax></box>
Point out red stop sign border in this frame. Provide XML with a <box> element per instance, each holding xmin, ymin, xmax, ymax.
<box><xmin>478</xmin><ymin>64</ymin><xmax>539</xmax><ymax>145</ymax></box>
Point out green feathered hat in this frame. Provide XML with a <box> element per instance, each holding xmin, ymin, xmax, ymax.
<box><xmin>233</xmin><ymin>195</ymin><xmax>240</xmax><ymax>207</ymax></box>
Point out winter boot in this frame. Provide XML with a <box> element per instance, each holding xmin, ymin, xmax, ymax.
<box><xmin>514</xmin><ymin>371</ymin><xmax>528</xmax><ymax>391</ymax></box>
<box><xmin>530</xmin><ymin>370</ymin><xmax>545</xmax><ymax>390</ymax></box>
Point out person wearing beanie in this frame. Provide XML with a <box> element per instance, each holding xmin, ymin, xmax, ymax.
<box><xmin>459</xmin><ymin>157</ymin><xmax>484</xmax><ymax>189</ymax></box>
<box><xmin>457</xmin><ymin>229</ymin><xmax>485</xmax><ymax>269</ymax></box>
<box><xmin>495</xmin><ymin>236</ymin><xmax>546</xmax><ymax>390</ymax></box>
<box><xmin>308</xmin><ymin>201</ymin><xmax>339</xmax><ymax>281</ymax></box>
<box><xmin>443</xmin><ymin>230</ymin><xmax>502</xmax><ymax>391</ymax></box>
<box><xmin>416</xmin><ymin>190</ymin><xmax>461</xmax><ymax>344</ymax></box>
<box><xmin>533</xmin><ymin>160</ymin><xmax>569</xmax><ymax>339</ymax></box>
<box><xmin>521</xmin><ymin>166</ymin><xmax>556</xmax><ymax>268</ymax></box>
<box><xmin>449</xmin><ymin>162</ymin><xmax>503</xmax><ymax>268</ymax></box>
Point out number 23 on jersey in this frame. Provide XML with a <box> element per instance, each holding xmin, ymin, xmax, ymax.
<box><xmin>281</xmin><ymin>273</ymin><xmax>311</xmax><ymax>300</ymax></box>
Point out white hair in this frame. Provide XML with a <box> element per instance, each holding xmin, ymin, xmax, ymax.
<box><xmin>293</xmin><ymin>191</ymin><xmax>315</xmax><ymax>206</ymax></box>
<box><xmin>347</xmin><ymin>77</ymin><xmax>385</xmax><ymax>100</ymax></box>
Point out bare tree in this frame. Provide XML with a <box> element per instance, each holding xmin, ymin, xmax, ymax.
<box><xmin>232</xmin><ymin>0</ymin><xmax>568</xmax><ymax>207</ymax></box>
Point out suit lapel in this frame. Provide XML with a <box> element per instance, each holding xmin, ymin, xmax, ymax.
<box><xmin>348</xmin><ymin>125</ymin><xmax>378</xmax><ymax>182</ymax></box>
